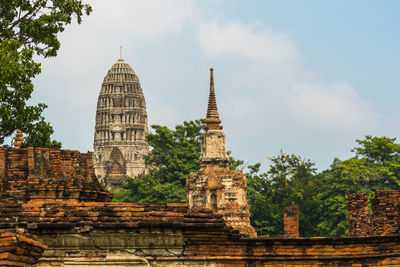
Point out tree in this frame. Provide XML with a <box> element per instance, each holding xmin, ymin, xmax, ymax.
<box><xmin>113</xmin><ymin>120</ymin><xmax>204</xmax><ymax>203</ymax></box>
<box><xmin>0</xmin><ymin>0</ymin><xmax>92</xmax><ymax>147</ymax></box>
<box><xmin>316</xmin><ymin>136</ymin><xmax>400</xmax><ymax>237</ymax></box>
<box><xmin>113</xmin><ymin>119</ymin><xmax>244</xmax><ymax>203</ymax></box>
<box><xmin>246</xmin><ymin>151</ymin><xmax>320</xmax><ymax>237</ymax></box>
<box><xmin>0</xmin><ymin>0</ymin><xmax>92</xmax><ymax>57</ymax></box>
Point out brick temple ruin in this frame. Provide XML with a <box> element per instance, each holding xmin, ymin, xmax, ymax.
<box><xmin>0</xmin><ymin>69</ymin><xmax>400</xmax><ymax>266</ymax></box>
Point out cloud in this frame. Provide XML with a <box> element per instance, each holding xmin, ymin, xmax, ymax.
<box><xmin>195</xmin><ymin>20</ymin><xmax>298</xmax><ymax>65</ymax></box>
<box><xmin>288</xmin><ymin>81</ymin><xmax>379</xmax><ymax>132</ymax></box>
<box><xmin>30</xmin><ymin>1</ymin><xmax>385</xmax><ymax>169</ymax></box>
<box><xmin>87</xmin><ymin>0</ymin><xmax>195</xmax><ymax>39</ymax></box>
<box><xmin>192</xmin><ymin>18</ymin><xmax>380</xmax><ymax>138</ymax></box>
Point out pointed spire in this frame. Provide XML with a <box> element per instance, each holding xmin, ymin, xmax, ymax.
<box><xmin>205</xmin><ymin>68</ymin><xmax>222</xmax><ymax>130</ymax></box>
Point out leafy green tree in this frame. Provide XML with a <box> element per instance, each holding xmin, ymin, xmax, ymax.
<box><xmin>0</xmin><ymin>0</ymin><xmax>92</xmax><ymax>147</ymax></box>
<box><xmin>0</xmin><ymin>0</ymin><xmax>92</xmax><ymax>57</ymax></box>
<box><xmin>246</xmin><ymin>151</ymin><xmax>319</xmax><ymax>237</ymax></box>
<box><xmin>113</xmin><ymin>119</ymin><xmax>245</xmax><ymax>203</ymax></box>
<box><xmin>114</xmin><ymin>120</ymin><xmax>204</xmax><ymax>203</ymax></box>
<box><xmin>316</xmin><ymin>136</ymin><xmax>400</xmax><ymax>237</ymax></box>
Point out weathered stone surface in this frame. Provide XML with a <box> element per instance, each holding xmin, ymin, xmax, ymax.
<box><xmin>0</xmin><ymin>147</ymin><xmax>112</xmax><ymax>203</ymax></box>
<box><xmin>2</xmin><ymin>199</ymin><xmax>400</xmax><ymax>266</ymax></box>
<box><xmin>348</xmin><ymin>190</ymin><xmax>400</xmax><ymax>237</ymax></box>
<box><xmin>187</xmin><ymin>165</ymin><xmax>256</xmax><ymax>238</ymax></box>
<box><xmin>93</xmin><ymin>58</ymin><xmax>149</xmax><ymax>188</ymax></box>
<box><xmin>199</xmin><ymin>68</ymin><xmax>229</xmax><ymax>168</ymax></box>
<box><xmin>1</xmin><ymin>145</ymin><xmax>400</xmax><ymax>266</ymax></box>
<box><xmin>0</xmin><ymin>228</ymin><xmax>47</xmax><ymax>266</ymax></box>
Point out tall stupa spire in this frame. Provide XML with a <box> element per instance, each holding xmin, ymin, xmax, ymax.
<box><xmin>188</xmin><ymin>67</ymin><xmax>257</xmax><ymax>237</ymax></box>
<box><xmin>199</xmin><ymin>68</ymin><xmax>229</xmax><ymax>167</ymax></box>
<box><xmin>205</xmin><ymin>68</ymin><xmax>222</xmax><ymax>130</ymax></box>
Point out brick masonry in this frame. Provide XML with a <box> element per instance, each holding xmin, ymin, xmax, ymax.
<box><xmin>348</xmin><ymin>190</ymin><xmax>400</xmax><ymax>237</ymax></box>
<box><xmin>0</xmin><ymin>147</ymin><xmax>112</xmax><ymax>203</ymax></box>
<box><xmin>0</xmin><ymin>146</ymin><xmax>399</xmax><ymax>265</ymax></box>
<box><xmin>0</xmin><ymin>229</ymin><xmax>47</xmax><ymax>266</ymax></box>
<box><xmin>284</xmin><ymin>206</ymin><xmax>299</xmax><ymax>238</ymax></box>
<box><xmin>187</xmin><ymin>165</ymin><xmax>257</xmax><ymax>238</ymax></box>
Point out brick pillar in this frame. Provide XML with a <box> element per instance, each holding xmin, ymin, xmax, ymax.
<box><xmin>372</xmin><ymin>190</ymin><xmax>400</xmax><ymax>235</ymax></box>
<box><xmin>284</xmin><ymin>206</ymin><xmax>299</xmax><ymax>238</ymax></box>
<box><xmin>348</xmin><ymin>193</ymin><xmax>373</xmax><ymax>236</ymax></box>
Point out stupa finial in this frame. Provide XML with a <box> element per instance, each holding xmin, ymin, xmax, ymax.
<box><xmin>205</xmin><ymin>68</ymin><xmax>222</xmax><ymax>130</ymax></box>
<box><xmin>13</xmin><ymin>129</ymin><xmax>24</xmax><ymax>149</ymax></box>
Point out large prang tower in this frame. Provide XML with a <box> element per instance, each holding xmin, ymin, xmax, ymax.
<box><xmin>93</xmin><ymin>58</ymin><xmax>149</xmax><ymax>188</ymax></box>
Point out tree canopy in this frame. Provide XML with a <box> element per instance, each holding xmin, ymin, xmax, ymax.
<box><xmin>315</xmin><ymin>136</ymin><xmax>400</xmax><ymax>237</ymax></box>
<box><xmin>246</xmin><ymin>151</ymin><xmax>320</xmax><ymax>237</ymax></box>
<box><xmin>0</xmin><ymin>0</ymin><xmax>92</xmax><ymax>57</ymax></box>
<box><xmin>114</xmin><ymin>120</ymin><xmax>400</xmax><ymax>237</ymax></box>
<box><xmin>0</xmin><ymin>0</ymin><xmax>92</xmax><ymax>147</ymax></box>
<box><xmin>247</xmin><ymin>136</ymin><xmax>400</xmax><ymax>237</ymax></box>
<box><xmin>113</xmin><ymin>119</ymin><xmax>244</xmax><ymax>203</ymax></box>
<box><xmin>113</xmin><ymin>120</ymin><xmax>204</xmax><ymax>203</ymax></box>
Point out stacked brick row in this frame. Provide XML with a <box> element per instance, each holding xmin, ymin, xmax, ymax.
<box><xmin>0</xmin><ymin>202</ymin><xmax>232</xmax><ymax>233</ymax></box>
<box><xmin>0</xmin><ymin>229</ymin><xmax>47</xmax><ymax>266</ymax></box>
<box><xmin>348</xmin><ymin>191</ymin><xmax>400</xmax><ymax>236</ymax></box>
<box><xmin>0</xmin><ymin>147</ymin><xmax>112</xmax><ymax>203</ymax></box>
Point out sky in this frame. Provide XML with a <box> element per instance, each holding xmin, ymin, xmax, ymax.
<box><xmin>31</xmin><ymin>0</ymin><xmax>400</xmax><ymax>171</ymax></box>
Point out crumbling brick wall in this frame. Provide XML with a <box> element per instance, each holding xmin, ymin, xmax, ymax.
<box><xmin>0</xmin><ymin>147</ymin><xmax>112</xmax><ymax>203</ymax></box>
<box><xmin>187</xmin><ymin>165</ymin><xmax>257</xmax><ymax>237</ymax></box>
<box><xmin>348</xmin><ymin>190</ymin><xmax>400</xmax><ymax>236</ymax></box>
<box><xmin>348</xmin><ymin>193</ymin><xmax>373</xmax><ymax>236</ymax></box>
<box><xmin>372</xmin><ymin>190</ymin><xmax>400</xmax><ymax>235</ymax></box>
<box><xmin>0</xmin><ymin>229</ymin><xmax>47</xmax><ymax>266</ymax></box>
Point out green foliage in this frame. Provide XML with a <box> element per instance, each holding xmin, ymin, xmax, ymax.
<box><xmin>352</xmin><ymin>135</ymin><xmax>400</xmax><ymax>163</ymax></box>
<box><xmin>113</xmin><ymin>120</ymin><xmax>204</xmax><ymax>203</ymax></box>
<box><xmin>228</xmin><ymin>150</ymin><xmax>245</xmax><ymax>170</ymax></box>
<box><xmin>247</xmin><ymin>136</ymin><xmax>400</xmax><ymax>237</ymax></box>
<box><xmin>113</xmin><ymin>119</ymin><xmax>245</xmax><ymax>203</ymax></box>
<box><xmin>0</xmin><ymin>39</ymin><xmax>59</xmax><ymax>147</ymax></box>
<box><xmin>0</xmin><ymin>0</ymin><xmax>91</xmax><ymax>147</ymax></box>
<box><xmin>316</xmin><ymin>136</ymin><xmax>400</xmax><ymax>237</ymax></box>
<box><xmin>246</xmin><ymin>151</ymin><xmax>319</xmax><ymax>237</ymax></box>
<box><xmin>114</xmin><ymin>123</ymin><xmax>400</xmax><ymax>238</ymax></box>
<box><xmin>0</xmin><ymin>0</ymin><xmax>92</xmax><ymax>57</ymax></box>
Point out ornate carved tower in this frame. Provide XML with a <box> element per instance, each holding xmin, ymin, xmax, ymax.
<box><xmin>187</xmin><ymin>68</ymin><xmax>256</xmax><ymax>237</ymax></box>
<box><xmin>93</xmin><ymin>58</ymin><xmax>149</xmax><ymax>188</ymax></box>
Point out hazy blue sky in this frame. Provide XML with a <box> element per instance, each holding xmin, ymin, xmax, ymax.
<box><xmin>31</xmin><ymin>0</ymin><xmax>400</xmax><ymax>171</ymax></box>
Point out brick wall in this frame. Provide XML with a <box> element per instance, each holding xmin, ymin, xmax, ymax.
<box><xmin>0</xmin><ymin>147</ymin><xmax>112</xmax><ymax>203</ymax></box>
<box><xmin>348</xmin><ymin>190</ymin><xmax>400</xmax><ymax>236</ymax></box>
<box><xmin>0</xmin><ymin>229</ymin><xmax>47</xmax><ymax>266</ymax></box>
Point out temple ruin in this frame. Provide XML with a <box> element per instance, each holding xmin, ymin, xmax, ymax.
<box><xmin>0</xmin><ymin>69</ymin><xmax>400</xmax><ymax>266</ymax></box>
<box><xmin>93</xmin><ymin>58</ymin><xmax>149</xmax><ymax>188</ymax></box>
